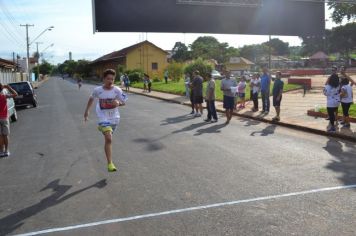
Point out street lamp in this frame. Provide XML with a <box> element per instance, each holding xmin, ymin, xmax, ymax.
<box><xmin>20</xmin><ymin>25</ymin><xmax>54</xmax><ymax>78</ymax></box>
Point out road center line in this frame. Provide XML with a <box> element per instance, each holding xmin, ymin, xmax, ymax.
<box><xmin>15</xmin><ymin>184</ymin><xmax>356</xmax><ymax>236</ymax></box>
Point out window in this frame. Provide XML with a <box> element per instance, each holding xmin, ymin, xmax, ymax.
<box><xmin>152</xmin><ymin>63</ymin><xmax>158</xmax><ymax>70</ymax></box>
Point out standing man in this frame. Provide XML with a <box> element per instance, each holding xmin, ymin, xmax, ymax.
<box><xmin>0</xmin><ymin>84</ymin><xmax>18</xmax><ymax>157</ymax></box>
<box><xmin>272</xmin><ymin>71</ymin><xmax>284</xmax><ymax>122</ymax></box>
<box><xmin>123</xmin><ymin>73</ymin><xmax>130</xmax><ymax>92</ymax></box>
<box><xmin>164</xmin><ymin>70</ymin><xmax>169</xmax><ymax>84</ymax></box>
<box><xmin>260</xmin><ymin>67</ymin><xmax>271</xmax><ymax>114</ymax></box>
<box><xmin>84</xmin><ymin>69</ymin><xmax>128</xmax><ymax>172</ymax></box>
<box><xmin>221</xmin><ymin>71</ymin><xmax>237</xmax><ymax>124</ymax></box>
<box><xmin>204</xmin><ymin>74</ymin><xmax>218</xmax><ymax>123</ymax></box>
<box><xmin>192</xmin><ymin>71</ymin><xmax>204</xmax><ymax>117</ymax></box>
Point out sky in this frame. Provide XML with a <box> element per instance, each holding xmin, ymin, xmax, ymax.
<box><xmin>0</xmin><ymin>0</ymin><xmax>343</xmax><ymax>64</ymax></box>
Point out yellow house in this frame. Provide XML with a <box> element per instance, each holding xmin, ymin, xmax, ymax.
<box><xmin>225</xmin><ymin>57</ymin><xmax>254</xmax><ymax>72</ymax></box>
<box><xmin>91</xmin><ymin>40</ymin><xmax>169</xmax><ymax>79</ymax></box>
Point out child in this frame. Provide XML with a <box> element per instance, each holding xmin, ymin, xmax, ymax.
<box><xmin>84</xmin><ymin>69</ymin><xmax>128</xmax><ymax>172</ymax></box>
<box><xmin>0</xmin><ymin>84</ymin><xmax>18</xmax><ymax>157</ymax></box>
<box><xmin>340</xmin><ymin>78</ymin><xmax>353</xmax><ymax>128</ymax></box>
<box><xmin>250</xmin><ymin>73</ymin><xmax>260</xmax><ymax>112</ymax></box>
<box><xmin>236</xmin><ymin>76</ymin><xmax>246</xmax><ymax>109</ymax></box>
<box><xmin>123</xmin><ymin>73</ymin><xmax>130</xmax><ymax>92</ymax></box>
<box><xmin>323</xmin><ymin>75</ymin><xmax>340</xmax><ymax>132</ymax></box>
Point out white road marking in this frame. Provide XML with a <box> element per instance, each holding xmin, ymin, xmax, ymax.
<box><xmin>15</xmin><ymin>184</ymin><xmax>356</xmax><ymax>236</ymax></box>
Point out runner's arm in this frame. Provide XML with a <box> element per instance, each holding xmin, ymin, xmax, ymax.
<box><xmin>84</xmin><ymin>97</ymin><xmax>94</xmax><ymax>122</ymax></box>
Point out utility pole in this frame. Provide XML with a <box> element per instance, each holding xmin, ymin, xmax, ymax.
<box><xmin>35</xmin><ymin>42</ymin><xmax>43</xmax><ymax>81</ymax></box>
<box><xmin>20</xmin><ymin>24</ymin><xmax>34</xmax><ymax>77</ymax></box>
<box><xmin>268</xmin><ymin>35</ymin><xmax>272</xmax><ymax>70</ymax></box>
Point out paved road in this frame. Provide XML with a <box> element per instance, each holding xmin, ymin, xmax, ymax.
<box><xmin>1</xmin><ymin>78</ymin><xmax>356</xmax><ymax>236</ymax></box>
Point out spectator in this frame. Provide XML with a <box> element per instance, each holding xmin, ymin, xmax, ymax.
<box><xmin>272</xmin><ymin>71</ymin><xmax>284</xmax><ymax>122</ymax></box>
<box><xmin>340</xmin><ymin>78</ymin><xmax>353</xmax><ymax>128</ymax></box>
<box><xmin>323</xmin><ymin>74</ymin><xmax>340</xmax><ymax>132</ymax></box>
<box><xmin>325</xmin><ymin>66</ymin><xmax>340</xmax><ymax>122</ymax></box>
<box><xmin>143</xmin><ymin>74</ymin><xmax>149</xmax><ymax>92</ymax></box>
<box><xmin>123</xmin><ymin>73</ymin><xmax>130</xmax><ymax>92</ymax></box>
<box><xmin>221</xmin><ymin>71</ymin><xmax>237</xmax><ymax>124</ymax></box>
<box><xmin>164</xmin><ymin>70</ymin><xmax>169</xmax><ymax>84</ymax></box>
<box><xmin>147</xmin><ymin>75</ymin><xmax>152</xmax><ymax>93</ymax></box>
<box><xmin>236</xmin><ymin>76</ymin><xmax>247</xmax><ymax>109</ymax></box>
<box><xmin>204</xmin><ymin>73</ymin><xmax>218</xmax><ymax>123</ymax></box>
<box><xmin>192</xmin><ymin>71</ymin><xmax>204</xmax><ymax>117</ymax></box>
<box><xmin>339</xmin><ymin>66</ymin><xmax>355</xmax><ymax>86</ymax></box>
<box><xmin>0</xmin><ymin>83</ymin><xmax>18</xmax><ymax>157</ymax></box>
<box><xmin>260</xmin><ymin>67</ymin><xmax>271</xmax><ymax>114</ymax></box>
<box><xmin>250</xmin><ymin>73</ymin><xmax>261</xmax><ymax>112</ymax></box>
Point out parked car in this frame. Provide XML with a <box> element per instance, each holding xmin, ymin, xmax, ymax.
<box><xmin>9</xmin><ymin>81</ymin><xmax>38</xmax><ymax>107</ymax></box>
<box><xmin>2</xmin><ymin>88</ymin><xmax>18</xmax><ymax>122</ymax></box>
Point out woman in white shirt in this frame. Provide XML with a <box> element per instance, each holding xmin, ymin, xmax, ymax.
<box><xmin>250</xmin><ymin>73</ymin><xmax>261</xmax><ymax>112</ymax></box>
<box><xmin>323</xmin><ymin>75</ymin><xmax>340</xmax><ymax>132</ymax></box>
<box><xmin>340</xmin><ymin>78</ymin><xmax>353</xmax><ymax>128</ymax></box>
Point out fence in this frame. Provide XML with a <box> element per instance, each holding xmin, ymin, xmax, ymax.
<box><xmin>0</xmin><ymin>70</ymin><xmax>28</xmax><ymax>84</ymax></box>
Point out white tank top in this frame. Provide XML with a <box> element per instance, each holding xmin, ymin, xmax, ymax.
<box><xmin>341</xmin><ymin>85</ymin><xmax>353</xmax><ymax>103</ymax></box>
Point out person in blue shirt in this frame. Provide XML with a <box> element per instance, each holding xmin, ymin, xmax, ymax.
<box><xmin>260</xmin><ymin>67</ymin><xmax>271</xmax><ymax>114</ymax></box>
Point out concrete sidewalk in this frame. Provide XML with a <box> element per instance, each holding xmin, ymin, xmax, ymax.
<box><xmin>126</xmin><ymin>86</ymin><xmax>356</xmax><ymax>142</ymax></box>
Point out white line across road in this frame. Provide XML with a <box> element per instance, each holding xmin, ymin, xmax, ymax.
<box><xmin>15</xmin><ymin>184</ymin><xmax>356</xmax><ymax>236</ymax></box>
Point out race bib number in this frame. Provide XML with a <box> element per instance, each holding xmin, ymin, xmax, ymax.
<box><xmin>99</xmin><ymin>99</ymin><xmax>116</xmax><ymax>110</ymax></box>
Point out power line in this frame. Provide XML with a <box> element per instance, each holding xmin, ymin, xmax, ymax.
<box><xmin>0</xmin><ymin>0</ymin><xmax>25</xmax><ymax>40</ymax></box>
<box><xmin>0</xmin><ymin>20</ymin><xmax>25</xmax><ymax>49</ymax></box>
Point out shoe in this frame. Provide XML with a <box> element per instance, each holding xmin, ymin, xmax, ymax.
<box><xmin>195</xmin><ymin>113</ymin><xmax>202</xmax><ymax>117</ymax></box>
<box><xmin>342</xmin><ymin>123</ymin><xmax>351</xmax><ymax>128</ymax></box>
<box><xmin>2</xmin><ymin>151</ymin><xmax>10</xmax><ymax>157</ymax></box>
<box><xmin>204</xmin><ymin>119</ymin><xmax>211</xmax><ymax>122</ymax></box>
<box><xmin>190</xmin><ymin>111</ymin><xmax>195</xmax><ymax>115</ymax></box>
<box><xmin>108</xmin><ymin>162</ymin><xmax>117</xmax><ymax>172</ymax></box>
<box><xmin>272</xmin><ymin>116</ymin><xmax>280</xmax><ymax>122</ymax></box>
<box><xmin>325</xmin><ymin>117</ymin><xmax>330</xmax><ymax>120</ymax></box>
<box><xmin>211</xmin><ymin>119</ymin><xmax>218</xmax><ymax>123</ymax></box>
<box><xmin>327</xmin><ymin>126</ymin><xmax>336</xmax><ymax>133</ymax></box>
<box><xmin>340</xmin><ymin>121</ymin><xmax>345</xmax><ymax>125</ymax></box>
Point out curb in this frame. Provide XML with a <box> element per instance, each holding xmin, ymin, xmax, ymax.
<box><xmin>307</xmin><ymin>110</ymin><xmax>356</xmax><ymax>123</ymax></box>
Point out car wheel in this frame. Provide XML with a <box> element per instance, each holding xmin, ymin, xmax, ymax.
<box><xmin>10</xmin><ymin>110</ymin><xmax>18</xmax><ymax>122</ymax></box>
<box><xmin>32</xmin><ymin>99</ymin><xmax>38</xmax><ymax>108</ymax></box>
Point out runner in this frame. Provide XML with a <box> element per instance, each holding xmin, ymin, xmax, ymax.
<box><xmin>0</xmin><ymin>84</ymin><xmax>18</xmax><ymax>157</ymax></box>
<box><xmin>84</xmin><ymin>69</ymin><xmax>128</xmax><ymax>172</ymax></box>
<box><xmin>192</xmin><ymin>71</ymin><xmax>204</xmax><ymax>117</ymax></box>
<box><xmin>77</xmin><ymin>78</ymin><xmax>82</xmax><ymax>90</ymax></box>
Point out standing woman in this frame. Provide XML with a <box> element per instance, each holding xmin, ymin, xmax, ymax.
<box><xmin>250</xmin><ymin>73</ymin><xmax>261</xmax><ymax>112</ymax></box>
<box><xmin>339</xmin><ymin>66</ymin><xmax>355</xmax><ymax>86</ymax></box>
<box><xmin>323</xmin><ymin>75</ymin><xmax>340</xmax><ymax>132</ymax></box>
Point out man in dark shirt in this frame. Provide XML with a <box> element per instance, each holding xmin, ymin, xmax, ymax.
<box><xmin>192</xmin><ymin>70</ymin><xmax>203</xmax><ymax>117</ymax></box>
<box><xmin>272</xmin><ymin>71</ymin><xmax>284</xmax><ymax>122</ymax></box>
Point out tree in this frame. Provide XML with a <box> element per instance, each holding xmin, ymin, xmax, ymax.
<box><xmin>75</xmin><ymin>60</ymin><xmax>92</xmax><ymax>78</ymax></box>
<box><xmin>184</xmin><ymin>58</ymin><xmax>213</xmax><ymax>79</ymax></box>
<box><xmin>300</xmin><ymin>29</ymin><xmax>332</xmax><ymax>56</ymax></box>
<box><xmin>172</xmin><ymin>42</ymin><xmax>191</xmax><ymax>62</ymax></box>
<box><xmin>328</xmin><ymin>22</ymin><xmax>356</xmax><ymax>64</ymax></box>
<box><xmin>167</xmin><ymin>62</ymin><xmax>184</xmax><ymax>82</ymax></box>
<box><xmin>190</xmin><ymin>36</ymin><xmax>240</xmax><ymax>63</ymax></box>
<box><xmin>263</xmin><ymin>38</ymin><xmax>290</xmax><ymax>55</ymax></box>
<box><xmin>240</xmin><ymin>44</ymin><xmax>269</xmax><ymax>62</ymax></box>
<box><xmin>328</xmin><ymin>2</ymin><xmax>356</xmax><ymax>24</ymax></box>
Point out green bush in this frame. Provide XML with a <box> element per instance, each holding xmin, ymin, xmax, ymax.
<box><xmin>184</xmin><ymin>58</ymin><xmax>213</xmax><ymax>79</ymax></box>
<box><xmin>167</xmin><ymin>62</ymin><xmax>184</xmax><ymax>82</ymax></box>
<box><xmin>125</xmin><ymin>69</ymin><xmax>144</xmax><ymax>83</ymax></box>
<box><xmin>153</xmin><ymin>75</ymin><xmax>161</xmax><ymax>82</ymax></box>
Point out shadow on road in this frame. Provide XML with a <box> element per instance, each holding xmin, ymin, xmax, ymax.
<box><xmin>250</xmin><ymin>124</ymin><xmax>277</xmax><ymax>137</ymax></box>
<box><xmin>324</xmin><ymin>138</ymin><xmax>356</xmax><ymax>186</ymax></box>
<box><xmin>161</xmin><ymin>114</ymin><xmax>195</xmax><ymax>126</ymax></box>
<box><xmin>172</xmin><ymin>122</ymin><xmax>211</xmax><ymax>134</ymax></box>
<box><xmin>194</xmin><ymin>123</ymin><xmax>227</xmax><ymax>136</ymax></box>
<box><xmin>132</xmin><ymin>138</ymin><xmax>166</xmax><ymax>152</ymax></box>
<box><xmin>0</xmin><ymin>179</ymin><xmax>107</xmax><ymax>236</ymax></box>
